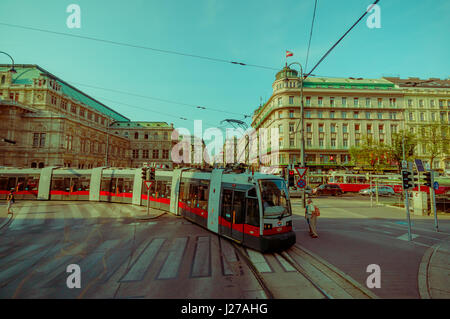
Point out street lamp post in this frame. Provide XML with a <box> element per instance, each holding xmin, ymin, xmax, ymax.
<box><xmin>285</xmin><ymin>62</ymin><xmax>306</xmax><ymax>208</ymax></box>
<box><xmin>0</xmin><ymin>51</ymin><xmax>17</xmax><ymax>73</ymax></box>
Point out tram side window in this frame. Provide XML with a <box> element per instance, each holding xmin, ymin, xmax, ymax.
<box><xmin>100</xmin><ymin>178</ymin><xmax>112</xmax><ymax>192</ymax></box>
<box><xmin>122</xmin><ymin>178</ymin><xmax>132</xmax><ymax>193</ymax></box>
<box><xmin>179</xmin><ymin>182</ymin><xmax>185</xmax><ymax>203</ymax></box>
<box><xmin>189</xmin><ymin>182</ymin><xmax>199</xmax><ymax>208</ymax></box>
<box><xmin>246</xmin><ymin>197</ymin><xmax>259</xmax><ymax>227</ymax></box>
<box><xmin>51</xmin><ymin>177</ymin><xmax>65</xmax><ymax>191</ymax></box>
<box><xmin>0</xmin><ymin>178</ymin><xmax>8</xmax><ymax>191</ymax></box>
<box><xmin>198</xmin><ymin>181</ymin><xmax>209</xmax><ymax>211</ymax></box>
<box><xmin>7</xmin><ymin>177</ymin><xmax>16</xmax><ymax>191</ymax></box>
<box><xmin>233</xmin><ymin>191</ymin><xmax>245</xmax><ymax>225</ymax></box>
<box><xmin>79</xmin><ymin>177</ymin><xmax>90</xmax><ymax>191</ymax></box>
<box><xmin>222</xmin><ymin>189</ymin><xmax>233</xmax><ymax>221</ymax></box>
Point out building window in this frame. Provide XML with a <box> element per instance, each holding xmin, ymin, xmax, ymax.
<box><xmin>409</xmin><ymin>112</ymin><xmax>414</xmax><ymax>121</ymax></box>
<box><xmin>305</xmin><ymin>111</ymin><xmax>312</xmax><ymax>118</ymax></box>
<box><xmin>289</xmin><ymin>138</ymin><xmax>295</xmax><ymax>147</ymax></box>
<box><xmin>342</xmin><ymin>124</ymin><xmax>348</xmax><ymax>133</ymax></box>
<box><xmin>318</xmin><ymin>124</ymin><xmax>324</xmax><ymax>133</ymax></box>
<box><xmin>367</xmin><ymin>124</ymin><xmax>372</xmax><ymax>134</ymax></box>
<box><xmin>289</xmin><ymin>123</ymin><xmax>294</xmax><ymax>133</ymax></box>
<box><xmin>330</xmin><ymin>97</ymin><xmax>335</xmax><ymax>107</ymax></box>
<box><xmin>391</xmin><ymin>125</ymin><xmax>398</xmax><ymax>133</ymax></box>
<box><xmin>306</xmin><ymin>123</ymin><xmax>312</xmax><ymax>133</ymax></box>
<box><xmin>343</xmin><ymin>139</ymin><xmax>348</xmax><ymax>148</ymax></box>
<box><xmin>330</xmin><ymin>111</ymin><xmax>335</xmax><ymax>119</ymax></box>
<box><xmin>95</xmin><ymin>115</ymin><xmax>99</xmax><ymax>123</ymax></box>
<box><xmin>319</xmin><ymin>139</ymin><xmax>324</xmax><ymax>148</ymax></box>
<box><xmin>331</xmin><ymin>139</ymin><xmax>336</xmax><ymax>148</ymax></box>
<box><xmin>317</xmin><ymin>97</ymin><xmax>322</xmax><ymax>106</ymax></box>
<box><xmin>79</xmin><ymin>108</ymin><xmax>85</xmax><ymax>117</ymax></box>
<box><xmin>32</xmin><ymin>133</ymin><xmax>46</xmax><ymax>148</ymax></box>
<box><xmin>318</xmin><ymin>111</ymin><xmax>323</xmax><ymax>119</ymax></box>
<box><xmin>289</xmin><ymin>110</ymin><xmax>294</xmax><ymax>118</ymax></box>
<box><xmin>353</xmin><ymin>111</ymin><xmax>359</xmax><ymax>119</ymax></box>
<box><xmin>132</xmin><ymin>149</ymin><xmax>139</xmax><ymax>158</ymax></box>
<box><xmin>377</xmin><ymin>112</ymin><xmax>383</xmax><ymax>119</ymax></box>
<box><xmin>134</xmin><ymin>132</ymin><xmax>139</xmax><ymax>139</ymax></box>
<box><xmin>354</xmin><ymin>98</ymin><xmax>359</xmax><ymax>107</ymax></box>
<box><xmin>88</xmin><ymin>112</ymin><xmax>93</xmax><ymax>120</ymax></box>
<box><xmin>420</xmin><ymin>113</ymin><xmax>424</xmax><ymax>121</ymax></box>
<box><xmin>355</xmin><ymin>124</ymin><xmax>360</xmax><ymax>133</ymax></box>
<box><xmin>278</xmin><ymin>111</ymin><xmax>283</xmax><ymax>119</ymax></box>
<box><xmin>379</xmin><ymin>124</ymin><xmax>384</xmax><ymax>133</ymax></box>
<box><xmin>408</xmin><ymin>99</ymin><xmax>413</xmax><ymax>107</ymax></box>
<box><xmin>341</xmin><ymin>111</ymin><xmax>347</xmax><ymax>119</ymax></box>
<box><xmin>330</xmin><ymin>124</ymin><xmax>336</xmax><ymax>133</ymax></box>
<box><xmin>378</xmin><ymin>98</ymin><xmax>383</xmax><ymax>107</ymax></box>
<box><xmin>306</xmin><ymin>97</ymin><xmax>311</xmax><ymax>106</ymax></box>
<box><xmin>278</xmin><ymin>97</ymin><xmax>282</xmax><ymax>106</ymax></box>
<box><xmin>289</xmin><ymin>96</ymin><xmax>294</xmax><ymax>104</ymax></box>
<box><xmin>365</xmin><ymin>112</ymin><xmax>371</xmax><ymax>119</ymax></box>
<box><xmin>307</xmin><ymin>138</ymin><xmax>312</xmax><ymax>147</ymax></box>
<box><xmin>430</xmin><ymin>100</ymin><xmax>435</xmax><ymax>107</ymax></box>
<box><xmin>142</xmin><ymin>150</ymin><xmax>149</xmax><ymax>159</ymax></box>
<box><xmin>389</xmin><ymin>112</ymin><xmax>397</xmax><ymax>120</ymax></box>
<box><xmin>366</xmin><ymin>98</ymin><xmax>371</xmax><ymax>107</ymax></box>
<box><xmin>162</xmin><ymin>150</ymin><xmax>169</xmax><ymax>159</ymax></box>
<box><xmin>152</xmin><ymin>149</ymin><xmax>159</xmax><ymax>159</ymax></box>
<box><xmin>419</xmin><ymin>100</ymin><xmax>424</xmax><ymax>107</ymax></box>
<box><xmin>431</xmin><ymin>112</ymin><xmax>436</xmax><ymax>121</ymax></box>
<box><xmin>389</xmin><ymin>98</ymin><xmax>396</xmax><ymax>107</ymax></box>
<box><xmin>355</xmin><ymin>139</ymin><xmax>360</xmax><ymax>146</ymax></box>
<box><xmin>342</xmin><ymin>97</ymin><xmax>347</xmax><ymax>106</ymax></box>
<box><xmin>278</xmin><ymin>124</ymin><xmax>283</xmax><ymax>134</ymax></box>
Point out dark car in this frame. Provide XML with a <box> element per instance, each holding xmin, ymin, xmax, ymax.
<box><xmin>312</xmin><ymin>184</ymin><xmax>343</xmax><ymax>196</ymax></box>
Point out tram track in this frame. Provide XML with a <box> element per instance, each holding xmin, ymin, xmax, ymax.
<box><xmin>231</xmin><ymin>241</ymin><xmax>378</xmax><ymax>299</ymax></box>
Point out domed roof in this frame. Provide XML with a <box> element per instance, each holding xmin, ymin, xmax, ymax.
<box><xmin>275</xmin><ymin>66</ymin><xmax>299</xmax><ymax>80</ymax></box>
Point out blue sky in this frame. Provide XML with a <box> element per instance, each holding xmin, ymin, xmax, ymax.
<box><xmin>1</xmin><ymin>0</ymin><xmax>449</xmax><ymax>136</ymax></box>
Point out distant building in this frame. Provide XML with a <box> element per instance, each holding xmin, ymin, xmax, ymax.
<box><xmin>0</xmin><ymin>64</ymin><xmax>130</xmax><ymax>168</ymax></box>
<box><xmin>110</xmin><ymin>121</ymin><xmax>175</xmax><ymax>168</ymax></box>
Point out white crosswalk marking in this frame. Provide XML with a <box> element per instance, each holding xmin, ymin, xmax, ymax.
<box><xmin>9</xmin><ymin>204</ymin><xmax>32</xmax><ymax>230</ymax></box>
<box><xmin>397</xmin><ymin>233</ymin><xmax>419</xmax><ymax>241</ymax></box>
<box><xmin>69</xmin><ymin>204</ymin><xmax>84</xmax><ymax>220</ymax></box>
<box><xmin>157</xmin><ymin>237</ymin><xmax>188</xmax><ymax>280</ymax></box>
<box><xmin>246</xmin><ymin>249</ymin><xmax>272</xmax><ymax>273</ymax></box>
<box><xmin>191</xmin><ymin>236</ymin><xmax>211</xmax><ymax>278</ymax></box>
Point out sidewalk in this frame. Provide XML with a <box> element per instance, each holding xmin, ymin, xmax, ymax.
<box><xmin>132</xmin><ymin>206</ymin><xmax>168</xmax><ymax>221</ymax></box>
<box><xmin>419</xmin><ymin>241</ymin><xmax>450</xmax><ymax>299</ymax></box>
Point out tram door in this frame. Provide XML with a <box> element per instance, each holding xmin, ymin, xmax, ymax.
<box><xmin>221</xmin><ymin>188</ymin><xmax>245</xmax><ymax>242</ymax></box>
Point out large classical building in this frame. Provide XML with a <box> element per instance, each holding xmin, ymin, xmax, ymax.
<box><xmin>249</xmin><ymin>66</ymin><xmax>450</xmax><ymax>172</ymax></box>
<box><xmin>0</xmin><ymin>64</ymin><xmax>175</xmax><ymax>169</ymax></box>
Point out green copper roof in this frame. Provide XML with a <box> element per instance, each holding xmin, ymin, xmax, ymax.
<box><xmin>1</xmin><ymin>64</ymin><xmax>129</xmax><ymax>122</ymax></box>
<box><xmin>111</xmin><ymin>121</ymin><xmax>171</xmax><ymax>128</ymax></box>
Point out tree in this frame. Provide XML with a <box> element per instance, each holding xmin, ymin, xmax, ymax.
<box><xmin>349</xmin><ymin>135</ymin><xmax>391</xmax><ymax>171</ymax></box>
<box><xmin>416</xmin><ymin>123</ymin><xmax>450</xmax><ymax>169</ymax></box>
<box><xmin>388</xmin><ymin>130</ymin><xmax>417</xmax><ymax>173</ymax></box>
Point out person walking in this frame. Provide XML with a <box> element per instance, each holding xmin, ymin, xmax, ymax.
<box><xmin>6</xmin><ymin>189</ymin><xmax>15</xmax><ymax>215</ymax></box>
<box><xmin>305</xmin><ymin>198</ymin><xmax>320</xmax><ymax>238</ymax></box>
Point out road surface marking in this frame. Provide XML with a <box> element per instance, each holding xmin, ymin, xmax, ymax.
<box><xmin>190</xmin><ymin>236</ymin><xmax>211</xmax><ymax>278</ymax></box>
<box><xmin>120</xmin><ymin>238</ymin><xmax>165</xmax><ymax>282</ymax></box>
<box><xmin>246</xmin><ymin>249</ymin><xmax>272</xmax><ymax>273</ymax></box>
<box><xmin>221</xmin><ymin>239</ymin><xmax>238</xmax><ymax>276</ymax></box>
<box><xmin>397</xmin><ymin>233</ymin><xmax>419</xmax><ymax>241</ymax></box>
<box><xmin>157</xmin><ymin>237</ymin><xmax>188</xmax><ymax>280</ymax></box>
<box><xmin>274</xmin><ymin>253</ymin><xmax>296</xmax><ymax>272</ymax></box>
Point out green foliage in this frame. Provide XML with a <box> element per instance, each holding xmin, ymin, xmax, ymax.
<box><xmin>349</xmin><ymin>135</ymin><xmax>391</xmax><ymax>171</ymax></box>
<box><xmin>416</xmin><ymin>123</ymin><xmax>450</xmax><ymax>169</ymax></box>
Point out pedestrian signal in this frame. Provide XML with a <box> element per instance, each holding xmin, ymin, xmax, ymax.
<box><xmin>401</xmin><ymin>170</ymin><xmax>414</xmax><ymax>189</ymax></box>
<box><xmin>288</xmin><ymin>170</ymin><xmax>294</xmax><ymax>187</ymax></box>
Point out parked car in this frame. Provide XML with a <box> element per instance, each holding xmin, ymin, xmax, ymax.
<box><xmin>312</xmin><ymin>184</ymin><xmax>343</xmax><ymax>196</ymax></box>
<box><xmin>359</xmin><ymin>186</ymin><xmax>395</xmax><ymax>196</ymax></box>
<box><xmin>289</xmin><ymin>186</ymin><xmax>312</xmax><ymax>198</ymax></box>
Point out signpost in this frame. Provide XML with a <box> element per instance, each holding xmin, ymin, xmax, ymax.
<box><xmin>144</xmin><ymin>181</ymin><xmax>153</xmax><ymax>216</ymax></box>
<box><xmin>294</xmin><ymin>167</ymin><xmax>308</xmax><ymax>206</ymax></box>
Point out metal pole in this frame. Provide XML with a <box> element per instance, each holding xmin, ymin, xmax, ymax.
<box><xmin>375</xmin><ymin>177</ymin><xmax>379</xmax><ymax>206</ymax></box>
<box><xmin>147</xmin><ymin>186</ymin><xmax>150</xmax><ymax>216</ymax></box>
<box><xmin>370</xmin><ymin>174</ymin><xmax>373</xmax><ymax>207</ymax></box>
<box><xmin>431</xmin><ymin>171</ymin><xmax>439</xmax><ymax>232</ymax></box>
<box><xmin>404</xmin><ymin>188</ymin><xmax>412</xmax><ymax>241</ymax></box>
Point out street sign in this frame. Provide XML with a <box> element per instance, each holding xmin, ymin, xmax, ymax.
<box><xmin>297</xmin><ymin>179</ymin><xmax>306</xmax><ymax>188</ymax></box>
<box><xmin>295</xmin><ymin>167</ymin><xmax>307</xmax><ymax>178</ymax></box>
<box><xmin>402</xmin><ymin>160</ymin><xmax>407</xmax><ymax>169</ymax></box>
<box><xmin>414</xmin><ymin>159</ymin><xmax>424</xmax><ymax>172</ymax></box>
<box><xmin>433</xmin><ymin>181</ymin><xmax>439</xmax><ymax>190</ymax></box>
<box><xmin>144</xmin><ymin>181</ymin><xmax>153</xmax><ymax>190</ymax></box>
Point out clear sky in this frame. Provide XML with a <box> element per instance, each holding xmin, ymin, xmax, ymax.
<box><xmin>1</xmin><ymin>0</ymin><xmax>449</xmax><ymax>137</ymax></box>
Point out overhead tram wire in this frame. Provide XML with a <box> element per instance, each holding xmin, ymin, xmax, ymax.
<box><xmin>0</xmin><ymin>22</ymin><xmax>278</xmax><ymax>72</ymax></box>
<box><xmin>290</xmin><ymin>0</ymin><xmax>381</xmax><ymax>138</ymax></box>
<box><xmin>69</xmin><ymin>81</ymin><xmax>251</xmax><ymax>119</ymax></box>
<box><xmin>304</xmin><ymin>0</ymin><xmax>380</xmax><ymax>79</ymax></box>
<box><xmin>305</xmin><ymin>0</ymin><xmax>318</xmax><ymax>72</ymax></box>
<box><xmin>97</xmin><ymin>96</ymin><xmax>224</xmax><ymax>128</ymax></box>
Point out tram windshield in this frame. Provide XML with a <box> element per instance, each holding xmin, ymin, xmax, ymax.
<box><xmin>259</xmin><ymin>179</ymin><xmax>290</xmax><ymax>218</ymax></box>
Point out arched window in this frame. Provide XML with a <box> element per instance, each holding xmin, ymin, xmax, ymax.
<box><xmin>38</xmin><ymin>162</ymin><xmax>45</xmax><ymax>168</ymax></box>
<box><xmin>31</xmin><ymin>162</ymin><xmax>37</xmax><ymax>168</ymax></box>
<box><xmin>134</xmin><ymin>132</ymin><xmax>139</xmax><ymax>139</ymax></box>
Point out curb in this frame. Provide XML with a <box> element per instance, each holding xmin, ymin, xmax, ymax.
<box><xmin>417</xmin><ymin>244</ymin><xmax>437</xmax><ymax>299</ymax></box>
<box><xmin>294</xmin><ymin>244</ymin><xmax>380</xmax><ymax>299</ymax></box>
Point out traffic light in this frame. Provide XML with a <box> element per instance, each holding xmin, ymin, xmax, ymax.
<box><xmin>288</xmin><ymin>170</ymin><xmax>295</xmax><ymax>187</ymax></box>
<box><xmin>401</xmin><ymin>170</ymin><xmax>414</xmax><ymax>189</ymax></box>
<box><xmin>424</xmin><ymin>171</ymin><xmax>432</xmax><ymax>187</ymax></box>
<box><xmin>141</xmin><ymin>167</ymin><xmax>148</xmax><ymax>180</ymax></box>
<box><xmin>149</xmin><ymin>168</ymin><xmax>155</xmax><ymax>180</ymax></box>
